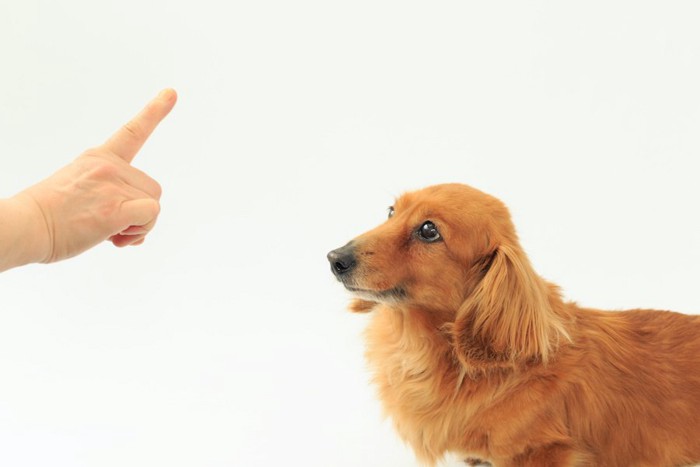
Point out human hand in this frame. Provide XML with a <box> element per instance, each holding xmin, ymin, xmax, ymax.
<box><xmin>11</xmin><ymin>88</ymin><xmax>177</xmax><ymax>265</ymax></box>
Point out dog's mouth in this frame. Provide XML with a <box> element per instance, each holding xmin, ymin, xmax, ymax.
<box><xmin>343</xmin><ymin>283</ymin><xmax>407</xmax><ymax>303</ymax></box>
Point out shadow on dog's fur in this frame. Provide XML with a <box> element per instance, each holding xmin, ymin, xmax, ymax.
<box><xmin>328</xmin><ymin>183</ymin><xmax>700</xmax><ymax>466</ymax></box>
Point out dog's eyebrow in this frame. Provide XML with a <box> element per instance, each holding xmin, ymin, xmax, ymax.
<box><xmin>416</xmin><ymin>209</ymin><xmax>437</xmax><ymax>221</ymax></box>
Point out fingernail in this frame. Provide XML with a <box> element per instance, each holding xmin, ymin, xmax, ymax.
<box><xmin>157</xmin><ymin>88</ymin><xmax>176</xmax><ymax>102</ymax></box>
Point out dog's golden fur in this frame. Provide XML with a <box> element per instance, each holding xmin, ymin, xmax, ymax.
<box><xmin>329</xmin><ymin>183</ymin><xmax>700</xmax><ymax>466</ymax></box>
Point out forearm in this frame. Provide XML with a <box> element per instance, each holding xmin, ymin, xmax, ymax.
<box><xmin>0</xmin><ymin>194</ymin><xmax>50</xmax><ymax>272</ymax></box>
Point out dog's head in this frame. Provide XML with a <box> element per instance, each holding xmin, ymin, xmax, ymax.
<box><xmin>328</xmin><ymin>183</ymin><xmax>569</xmax><ymax>370</ymax></box>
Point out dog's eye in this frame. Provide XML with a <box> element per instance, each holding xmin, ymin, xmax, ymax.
<box><xmin>418</xmin><ymin>221</ymin><xmax>441</xmax><ymax>242</ymax></box>
<box><xmin>387</xmin><ymin>206</ymin><xmax>395</xmax><ymax>219</ymax></box>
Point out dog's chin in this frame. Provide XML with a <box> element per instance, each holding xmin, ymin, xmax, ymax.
<box><xmin>344</xmin><ymin>284</ymin><xmax>406</xmax><ymax>304</ymax></box>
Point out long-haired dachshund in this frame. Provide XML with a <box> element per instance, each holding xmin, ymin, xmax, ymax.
<box><xmin>327</xmin><ymin>183</ymin><xmax>700</xmax><ymax>466</ymax></box>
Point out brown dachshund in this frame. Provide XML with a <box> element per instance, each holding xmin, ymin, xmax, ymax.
<box><xmin>328</xmin><ymin>183</ymin><xmax>700</xmax><ymax>466</ymax></box>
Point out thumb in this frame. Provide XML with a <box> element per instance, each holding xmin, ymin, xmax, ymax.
<box><xmin>116</xmin><ymin>198</ymin><xmax>161</xmax><ymax>234</ymax></box>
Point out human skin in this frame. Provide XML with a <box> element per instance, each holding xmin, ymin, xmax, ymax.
<box><xmin>0</xmin><ymin>88</ymin><xmax>177</xmax><ymax>272</ymax></box>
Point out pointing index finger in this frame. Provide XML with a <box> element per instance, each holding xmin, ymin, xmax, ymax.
<box><xmin>103</xmin><ymin>88</ymin><xmax>177</xmax><ymax>163</ymax></box>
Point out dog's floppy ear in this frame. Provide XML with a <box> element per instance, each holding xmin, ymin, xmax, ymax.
<box><xmin>451</xmin><ymin>243</ymin><xmax>570</xmax><ymax>371</ymax></box>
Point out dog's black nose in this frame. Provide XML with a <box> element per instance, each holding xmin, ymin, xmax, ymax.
<box><xmin>327</xmin><ymin>243</ymin><xmax>356</xmax><ymax>277</ymax></box>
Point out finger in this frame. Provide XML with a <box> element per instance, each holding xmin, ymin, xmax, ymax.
<box><xmin>118</xmin><ymin>225</ymin><xmax>149</xmax><ymax>235</ymax></box>
<box><xmin>103</xmin><ymin>88</ymin><xmax>177</xmax><ymax>163</ymax></box>
<box><xmin>115</xmin><ymin>198</ymin><xmax>160</xmax><ymax>235</ymax></box>
<box><xmin>110</xmin><ymin>233</ymin><xmax>146</xmax><ymax>248</ymax></box>
<box><xmin>118</xmin><ymin>164</ymin><xmax>163</xmax><ymax>200</ymax></box>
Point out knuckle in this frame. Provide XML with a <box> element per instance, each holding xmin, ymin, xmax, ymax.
<box><xmin>150</xmin><ymin>200</ymin><xmax>161</xmax><ymax>216</ymax></box>
<box><xmin>89</xmin><ymin>160</ymin><xmax>120</xmax><ymax>180</ymax></box>
<box><xmin>152</xmin><ymin>180</ymin><xmax>163</xmax><ymax>199</ymax></box>
<box><xmin>81</xmin><ymin>146</ymin><xmax>103</xmax><ymax>158</ymax></box>
<box><xmin>99</xmin><ymin>200</ymin><xmax>119</xmax><ymax>219</ymax></box>
<box><xmin>122</xmin><ymin>120</ymin><xmax>143</xmax><ymax>140</ymax></box>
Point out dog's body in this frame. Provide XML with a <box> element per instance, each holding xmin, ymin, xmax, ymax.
<box><xmin>366</xmin><ymin>303</ymin><xmax>700</xmax><ymax>466</ymax></box>
<box><xmin>328</xmin><ymin>184</ymin><xmax>700</xmax><ymax>466</ymax></box>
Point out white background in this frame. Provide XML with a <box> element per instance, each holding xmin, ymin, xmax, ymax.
<box><xmin>1</xmin><ymin>2</ymin><xmax>700</xmax><ymax>466</ymax></box>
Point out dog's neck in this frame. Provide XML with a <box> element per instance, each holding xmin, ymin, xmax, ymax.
<box><xmin>364</xmin><ymin>304</ymin><xmax>486</xmax><ymax>462</ymax></box>
<box><xmin>366</xmin><ymin>304</ymin><xmax>463</xmax><ymax>390</ymax></box>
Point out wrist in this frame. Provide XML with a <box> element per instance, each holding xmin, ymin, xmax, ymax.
<box><xmin>0</xmin><ymin>193</ymin><xmax>51</xmax><ymax>271</ymax></box>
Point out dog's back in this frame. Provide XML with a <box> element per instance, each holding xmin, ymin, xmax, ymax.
<box><xmin>560</xmin><ymin>307</ymin><xmax>700</xmax><ymax>466</ymax></box>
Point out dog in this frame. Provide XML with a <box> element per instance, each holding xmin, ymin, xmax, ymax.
<box><xmin>327</xmin><ymin>183</ymin><xmax>700</xmax><ymax>466</ymax></box>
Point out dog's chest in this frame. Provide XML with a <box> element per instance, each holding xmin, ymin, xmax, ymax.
<box><xmin>364</xmin><ymin>307</ymin><xmax>469</xmax><ymax>459</ymax></box>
